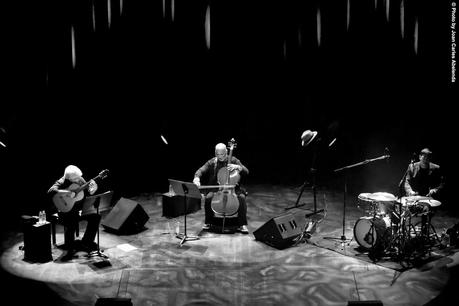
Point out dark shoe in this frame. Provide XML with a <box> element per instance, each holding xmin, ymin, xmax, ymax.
<box><xmin>71</xmin><ymin>239</ymin><xmax>83</xmax><ymax>250</ymax></box>
<box><xmin>81</xmin><ymin>241</ymin><xmax>98</xmax><ymax>252</ymax></box>
<box><xmin>202</xmin><ymin>224</ymin><xmax>211</xmax><ymax>230</ymax></box>
<box><xmin>238</xmin><ymin>225</ymin><xmax>249</xmax><ymax>234</ymax></box>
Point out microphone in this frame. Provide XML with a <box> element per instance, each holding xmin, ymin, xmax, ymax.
<box><xmin>328</xmin><ymin>138</ymin><xmax>337</xmax><ymax>148</ymax></box>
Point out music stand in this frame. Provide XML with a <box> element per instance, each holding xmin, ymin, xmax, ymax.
<box><xmin>168</xmin><ymin>179</ymin><xmax>202</xmax><ymax>246</ymax></box>
<box><xmin>84</xmin><ymin>190</ymin><xmax>113</xmax><ymax>259</ymax></box>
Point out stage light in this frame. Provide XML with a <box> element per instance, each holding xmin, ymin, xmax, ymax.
<box><xmin>160</xmin><ymin>135</ymin><xmax>168</xmax><ymax>145</ymax></box>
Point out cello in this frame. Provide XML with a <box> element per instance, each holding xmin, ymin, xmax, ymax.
<box><xmin>211</xmin><ymin>138</ymin><xmax>240</xmax><ymax>228</ymax></box>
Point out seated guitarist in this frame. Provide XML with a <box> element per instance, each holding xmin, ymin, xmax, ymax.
<box><xmin>47</xmin><ymin>165</ymin><xmax>100</xmax><ymax>261</ymax></box>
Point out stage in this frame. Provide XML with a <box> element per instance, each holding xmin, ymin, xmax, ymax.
<box><xmin>1</xmin><ymin>184</ymin><xmax>458</xmax><ymax>306</ymax></box>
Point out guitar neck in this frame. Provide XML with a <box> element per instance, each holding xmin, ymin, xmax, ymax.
<box><xmin>227</xmin><ymin>149</ymin><xmax>234</xmax><ymax>165</ymax></box>
<box><xmin>73</xmin><ymin>173</ymin><xmax>102</xmax><ymax>193</ymax></box>
<box><xmin>73</xmin><ymin>181</ymin><xmax>90</xmax><ymax>194</ymax></box>
<box><xmin>226</xmin><ymin>148</ymin><xmax>235</xmax><ymax>184</ymax></box>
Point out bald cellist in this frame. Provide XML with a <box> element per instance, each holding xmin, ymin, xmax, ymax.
<box><xmin>193</xmin><ymin>141</ymin><xmax>249</xmax><ymax>233</ymax></box>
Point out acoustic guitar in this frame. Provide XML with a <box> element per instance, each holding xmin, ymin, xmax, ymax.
<box><xmin>52</xmin><ymin>169</ymin><xmax>109</xmax><ymax>213</ymax></box>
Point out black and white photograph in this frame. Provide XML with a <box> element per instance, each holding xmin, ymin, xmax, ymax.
<box><xmin>1</xmin><ymin>0</ymin><xmax>457</xmax><ymax>305</ymax></box>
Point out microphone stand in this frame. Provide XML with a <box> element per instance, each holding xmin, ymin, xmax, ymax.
<box><xmin>323</xmin><ymin>154</ymin><xmax>389</xmax><ymax>245</ymax></box>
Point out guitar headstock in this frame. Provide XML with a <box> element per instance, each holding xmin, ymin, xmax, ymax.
<box><xmin>98</xmin><ymin>169</ymin><xmax>110</xmax><ymax>179</ymax></box>
<box><xmin>228</xmin><ymin>138</ymin><xmax>237</xmax><ymax>151</ymax></box>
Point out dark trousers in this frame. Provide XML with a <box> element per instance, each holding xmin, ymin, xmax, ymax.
<box><xmin>58</xmin><ymin>211</ymin><xmax>101</xmax><ymax>248</ymax></box>
<box><xmin>204</xmin><ymin>192</ymin><xmax>247</xmax><ymax>226</ymax></box>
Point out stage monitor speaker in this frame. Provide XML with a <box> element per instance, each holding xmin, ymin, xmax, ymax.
<box><xmin>101</xmin><ymin>197</ymin><xmax>149</xmax><ymax>234</ymax></box>
<box><xmin>95</xmin><ymin>298</ymin><xmax>132</xmax><ymax>305</ymax></box>
<box><xmin>253</xmin><ymin>210</ymin><xmax>307</xmax><ymax>249</ymax></box>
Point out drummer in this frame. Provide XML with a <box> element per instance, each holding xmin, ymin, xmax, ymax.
<box><xmin>404</xmin><ymin>148</ymin><xmax>444</xmax><ymax>200</ymax></box>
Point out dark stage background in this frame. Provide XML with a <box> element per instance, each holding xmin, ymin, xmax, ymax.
<box><xmin>1</xmin><ymin>0</ymin><xmax>455</xmax><ymax>220</ymax></box>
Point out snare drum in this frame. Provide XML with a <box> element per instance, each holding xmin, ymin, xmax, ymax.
<box><xmin>370</xmin><ymin>192</ymin><xmax>397</xmax><ymax>216</ymax></box>
<box><xmin>354</xmin><ymin>216</ymin><xmax>392</xmax><ymax>250</ymax></box>
<box><xmin>399</xmin><ymin>196</ymin><xmax>435</xmax><ymax>216</ymax></box>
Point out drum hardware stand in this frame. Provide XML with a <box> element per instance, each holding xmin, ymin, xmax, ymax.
<box><xmin>412</xmin><ymin>210</ymin><xmax>441</xmax><ymax>255</ymax></box>
<box><xmin>385</xmin><ymin>209</ymin><xmax>405</xmax><ymax>258</ymax></box>
<box><xmin>389</xmin><ymin>165</ymin><xmax>415</xmax><ymax>263</ymax></box>
<box><xmin>286</xmin><ymin>142</ymin><xmax>324</xmax><ymax>216</ymax></box>
<box><xmin>366</xmin><ymin>210</ymin><xmax>384</xmax><ymax>262</ymax></box>
<box><xmin>324</xmin><ymin>153</ymin><xmax>389</xmax><ymax>245</ymax></box>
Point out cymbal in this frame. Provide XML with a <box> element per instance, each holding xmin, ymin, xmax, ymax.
<box><xmin>402</xmin><ymin>195</ymin><xmax>431</xmax><ymax>202</ymax></box>
<box><xmin>418</xmin><ymin>199</ymin><xmax>442</xmax><ymax>207</ymax></box>
<box><xmin>358</xmin><ymin>193</ymin><xmax>373</xmax><ymax>200</ymax></box>
<box><xmin>399</xmin><ymin>196</ymin><xmax>441</xmax><ymax>207</ymax></box>
<box><xmin>366</xmin><ymin>192</ymin><xmax>397</xmax><ymax>202</ymax></box>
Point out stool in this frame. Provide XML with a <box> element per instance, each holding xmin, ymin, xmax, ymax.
<box><xmin>49</xmin><ymin>213</ymin><xmax>80</xmax><ymax>246</ymax></box>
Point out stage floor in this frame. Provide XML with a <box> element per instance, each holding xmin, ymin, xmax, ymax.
<box><xmin>1</xmin><ymin>184</ymin><xmax>459</xmax><ymax>306</ymax></box>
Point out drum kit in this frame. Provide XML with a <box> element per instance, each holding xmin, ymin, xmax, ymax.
<box><xmin>354</xmin><ymin>192</ymin><xmax>442</xmax><ymax>263</ymax></box>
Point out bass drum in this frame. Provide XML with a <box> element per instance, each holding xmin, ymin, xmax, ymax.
<box><xmin>353</xmin><ymin>216</ymin><xmax>391</xmax><ymax>250</ymax></box>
